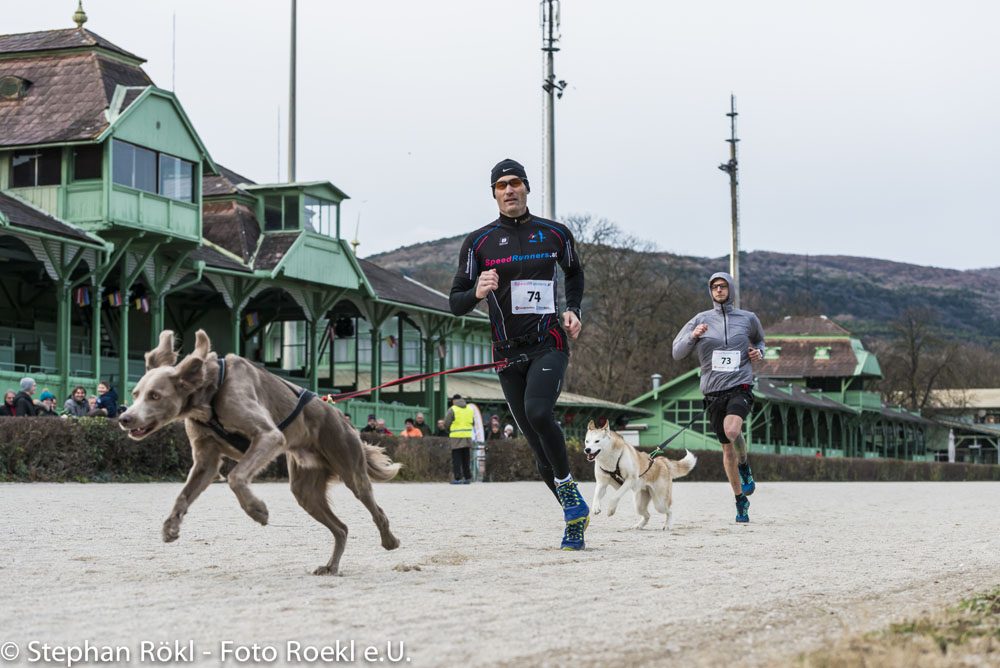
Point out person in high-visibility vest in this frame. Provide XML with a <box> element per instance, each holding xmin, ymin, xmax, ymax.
<box><xmin>443</xmin><ymin>394</ymin><xmax>474</xmax><ymax>484</ymax></box>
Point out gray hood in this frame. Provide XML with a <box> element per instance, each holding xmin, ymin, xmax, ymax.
<box><xmin>709</xmin><ymin>271</ymin><xmax>735</xmax><ymax>312</ymax></box>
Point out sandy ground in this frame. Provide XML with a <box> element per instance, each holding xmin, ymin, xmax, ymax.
<box><xmin>2</xmin><ymin>480</ymin><xmax>998</xmax><ymax>667</ymax></box>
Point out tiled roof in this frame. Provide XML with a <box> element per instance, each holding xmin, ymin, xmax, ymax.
<box><xmin>0</xmin><ymin>191</ymin><xmax>98</xmax><ymax>244</ymax></box>
<box><xmin>189</xmin><ymin>244</ymin><xmax>251</xmax><ymax>273</ymax></box>
<box><xmin>253</xmin><ymin>232</ymin><xmax>299</xmax><ymax>270</ymax></box>
<box><xmin>203</xmin><ymin>163</ymin><xmax>256</xmax><ymax>198</ymax></box>
<box><xmin>754</xmin><ymin>339</ymin><xmax>859</xmax><ymax>378</ymax></box>
<box><xmin>880</xmin><ymin>403</ymin><xmax>934</xmax><ymax>425</ymax></box>
<box><xmin>202</xmin><ymin>200</ymin><xmax>261</xmax><ymax>264</ymax></box>
<box><xmin>0</xmin><ymin>28</ymin><xmax>143</xmax><ymax>63</ymax></box>
<box><xmin>755</xmin><ymin>379</ymin><xmax>857</xmax><ymax>414</ymax></box>
<box><xmin>0</xmin><ymin>51</ymin><xmax>151</xmax><ymax>145</ymax></box>
<box><xmin>766</xmin><ymin>315</ymin><xmax>851</xmax><ymax>336</ymax></box>
<box><xmin>358</xmin><ymin>258</ymin><xmax>468</xmax><ymax>316</ymax></box>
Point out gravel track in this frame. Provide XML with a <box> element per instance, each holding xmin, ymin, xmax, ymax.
<box><xmin>2</xmin><ymin>480</ymin><xmax>997</xmax><ymax>666</ymax></box>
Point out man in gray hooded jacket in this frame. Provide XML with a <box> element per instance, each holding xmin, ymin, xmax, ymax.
<box><xmin>672</xmin><ymin>272</ymin><xmax>765</xmax><ymax>523</ymax></box>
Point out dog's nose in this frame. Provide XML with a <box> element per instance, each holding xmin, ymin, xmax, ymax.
<box><xmin>584</xmin><ymin>447</ymin><xmax>591</xmax><ymax>454</ymax></box>
<box><xmin>119</xmin><ymin>413</ymin><xmax>132</xmax><ymax>426</ymax></box>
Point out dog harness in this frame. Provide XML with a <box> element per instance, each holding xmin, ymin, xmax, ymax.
<box><xmin>197</xmin><ymin>358</ymin><xmax>316</xmax><ymax>453</ymax></box>
<box><xmin>599</xmin><ymin>452</ymin><xmax>626</xmax><ymax>487</ymax></box>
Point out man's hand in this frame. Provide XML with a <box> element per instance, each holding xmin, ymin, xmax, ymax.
<box><xmin>475</xmin><ymin>269</ymin><xmax>499</xmax><ymax>299</ymax></box>
<box><xmin>748</xmin><ymin>348</ymin><xmax>763</xmax><ymax>362</ymax></box>
<box><xmin>691</xmin><ymin>323</ymin><xmax>708</xmax><ymax>340</ymax></box>
<box><xmin>563</xmin><ymin>310</ymin><xmax>582</xmax><ymax>339</ymax></box>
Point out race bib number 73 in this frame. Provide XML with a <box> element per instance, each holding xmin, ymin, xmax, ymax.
<box><xmin>712</xmin><ymin>350</ymin><xmax>741</xmax><ymax>372</ymax></box>
<box><xmin>511</xmin><ymin>280</ymin><xmax>555</xmax><ymax>314</ymax></box>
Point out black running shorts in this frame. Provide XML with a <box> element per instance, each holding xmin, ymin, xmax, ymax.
<box><xmin>704</xmin><ymin>388</ymin><xmax>754</xmax><ymax>444</ymax></box>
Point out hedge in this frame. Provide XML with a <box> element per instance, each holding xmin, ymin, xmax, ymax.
<box><xmin>1</xmin><ymin>418</ymin><xmax>997</xmax><ymax>483</ymax></box>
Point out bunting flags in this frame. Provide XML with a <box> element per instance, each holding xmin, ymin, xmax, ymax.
<box><xmin>245</xmin><ymin>312</ymin><xmax>260</xmax><ymax>327</ymax></box>
<box><xmin>135</xmin><ymin>297</ymin><xmax>150</xmax><ymax>313</ymax></box>
<box><xmin>74</xmin><ymin>287</ymin><xmax>90</xmax><ymax>307</ymax></box>
<box><xmin>107</xmin><ymin>291</ymin><xmax>123</xmax><ymax>307</ymax></box>
<box><xmin>385</xmin><ymin>335</ymin><xmax>397</xmax><ymax>348</ymax></box>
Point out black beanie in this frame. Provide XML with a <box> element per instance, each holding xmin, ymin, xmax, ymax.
<box><xmin>490</xmin><ymin>158</ymin><xmax>529</xmax><ymax>194</ymax></box>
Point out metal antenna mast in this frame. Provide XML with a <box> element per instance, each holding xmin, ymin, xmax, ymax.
<box><xmin>540</xmin><ymin>0</ymin><xmax>566</xmax><ymax>220</ymax></box>
<box><xmin>288</xmin><ymin>0</ymin><xmax>297</xmax><ymax>182</ymax></box>
<box><xmin>718</xmin><ymin>94</ymin><xmax>741</xmax><ymax>308</ymax></box>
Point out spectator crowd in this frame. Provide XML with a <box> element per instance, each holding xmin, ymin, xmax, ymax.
<box><xmin>1</xmin><ymin>377</ymin><xmax>120</xmax><ymax>418</ymax></box>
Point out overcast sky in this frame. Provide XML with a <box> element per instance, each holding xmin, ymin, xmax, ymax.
<box><xmin>10</xmin><ymin>1</ymin><xmax>1000</xmax><ymax>269</ymax></box>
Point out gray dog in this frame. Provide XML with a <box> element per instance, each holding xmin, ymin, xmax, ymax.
<box><xmin>120</xmin><ymin>329</ymin><xmax>400</xmax><ymax>575</ymax></box>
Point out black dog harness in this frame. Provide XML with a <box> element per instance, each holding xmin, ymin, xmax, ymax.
<box><xmin>599</xmin><ymin>452</ymin><xmax>626</xmax><ymax>488</ymax></box>
<box><xmin>197</xmin><ymin>358</ymin><xmax>315</xmax><ymax>453</ymax></box>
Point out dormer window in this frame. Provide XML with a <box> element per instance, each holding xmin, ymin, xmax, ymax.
<box><xmin>814</xmin><ymin>346</ymin><xmax>831</xmax><ymax>360</ymax></box>
<box><xmin>765</xmin><ymin>347</ymin><xmax>780</xmax><ymax>359</ymax></box>
<box><xmin>0</xmin><ymin>76</ymin><xmax>30</xmax><ymax>100</ymax></box>
<box><xmin>304</xmin><ymin>196</ymin><xmax>337</xmax><ymax>237</ymax></box>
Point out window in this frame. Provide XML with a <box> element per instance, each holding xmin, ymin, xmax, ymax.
<box><xmin>112</xmin><ymin>139</ymin><xmax>194</xmax><ymax>201</ymax></box>
<box><xmin>304</xmin><ymin>196</ymin><xmax>336</xmax><ymax>237</ymax></box>
<box><xmin>11</xmin><ymin>148</ymin><xmax>60</xmax><ymax>187</ymax></box>
<box><xmin>264</xmin><ymin>196</ymin><xmax>283</xmax><ymax>231</ymax></box>
<box><xmin>113</xmin><ymin>140</ymin><xmax>155</xmax><ymax>193</ymax></box>
<box><xmin>73</xmin><ymin>144</ymin><xmax>102</xmax><ymax>180</ymax></box>
<box><xmin>158</xmin><ymin>154</ymin><xmax>194</xmax><ymax>202</ymax></box>
<box><xmin>264</xmin><ymin>194</ymin><xmax>301</xmax><ymax>231</ymax></box>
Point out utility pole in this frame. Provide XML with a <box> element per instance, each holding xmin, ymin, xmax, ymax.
<box><xmin>288</xmin><ymin>0</ymin><xmax>297</xmax><ymax>182</ymax></box>
<box><xmin>540</xmin><ymin>0</ymin><xmax>566</xmax><ymax>221</ymax></box>
<box><xmin>717</xmin><ymin>94</ymin><xmax>741</xmax><ymax>308</ymax></box>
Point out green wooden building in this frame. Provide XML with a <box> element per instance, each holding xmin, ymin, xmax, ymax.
<box><xmin>627</xmin><ymin>316</ymin><xmax>934</xmax><ymax>460</ymax></box>
<box><xmin>0</xmin><ymin>23</ymin><xmax>639</xmax><ymax>434</ymax></box>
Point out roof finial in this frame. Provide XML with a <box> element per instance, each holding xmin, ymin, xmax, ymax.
<box><xmin>73</xmin><ymin>1</ymin><xmax>88</xmax><ymax>29</ymax></box>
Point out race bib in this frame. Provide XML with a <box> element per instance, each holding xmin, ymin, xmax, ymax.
<box><xmin>511</xmin><ymin>280</ymin><xmax>555</xmax><ymax>314</ymax></box>
<box><xmin>712</xmin><ymin>350</ymin><xmax>740</xmax><ymax>372</ymax></box>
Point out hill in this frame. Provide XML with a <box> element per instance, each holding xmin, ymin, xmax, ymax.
<box><xmin>367</xmin><ymin>241</ymin><xmax>1000</xmax><ymax>343</ymax></box>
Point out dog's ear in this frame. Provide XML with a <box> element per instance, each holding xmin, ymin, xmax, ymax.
<box><xmin>587</xmin><ymin>420</ymin><xmax>596</xmax><ymax>430</ymax></box>
<box><xmin>173</xmin><ymin>354</ymin><xmax>205</xmax><ymax>391</ymax></box>
<box><xmin>192</xmin><ymin>329</ymin><xmax>212</xmax><ymax>358</ymax></box>
<box><xmin>145</xmin><ymin>330</ymin><xmax>178</xmax><ymax>371</ymax></box>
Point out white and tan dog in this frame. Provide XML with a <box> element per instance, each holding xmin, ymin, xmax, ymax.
<box><xmin>584</xmin><ymin>420</ymin><xmax>696</xmax><ymax>530</ymax></box>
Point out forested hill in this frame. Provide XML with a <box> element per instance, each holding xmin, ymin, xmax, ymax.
<box><xmin>367</xmin><ymin>240</ymin><xmax>1000</xmax><ymax>343</ymax></box>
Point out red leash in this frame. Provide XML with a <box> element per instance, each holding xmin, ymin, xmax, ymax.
<box><xmin>320</xmin><ymin>359</ymin><xmax>513</xmax><ymax>404</ymax></box>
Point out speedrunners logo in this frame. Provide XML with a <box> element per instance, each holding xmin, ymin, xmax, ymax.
<box><xmin>484</xmin><ymin>252</ymin><xmax>558</xmax><ymax>267</ymax></box>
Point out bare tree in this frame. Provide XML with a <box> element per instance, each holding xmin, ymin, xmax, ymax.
<box><xmin>562</xmin><ymin>215</ymin><xmax>700</xmax><ymax>403</ymax></box>
<box><xmin>872</xmin><ymin>306</ymin><xmax>960</xmax><ymax>412</ymax></box>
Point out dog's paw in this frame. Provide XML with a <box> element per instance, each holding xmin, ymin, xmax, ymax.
<box><xmin>244</xmin><ymin>500</ymin><xmax>269</xmax><ymax>526</ymax></box>
<box><xmin>607</xmin><ymin>507</ymin><xmax>617</xmax><ymax>517</ymax></box>
<box><xmin>593</xmin><ymin>507</ymin><xmax>602</xmax><ymax>516</ymax></box>
<box><xmin>381</xmin><ymin>533</ymin><xmax>400</xmax><ymax>551</ymax></box>
<box><xmin>312</xmin><ymin>565</ymin><xmax>340</xmax><ymax>576</ymax></box>
<box><xmin>162</xmin><ymin>519</ymin><xmax>181</xmax><ymax>543</ymax></box>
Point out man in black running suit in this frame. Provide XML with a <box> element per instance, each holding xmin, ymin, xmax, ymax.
<box><xmin>450</xmin><ymin>158</ymin><xmax>589</xmax><ymax>551</ymax></box>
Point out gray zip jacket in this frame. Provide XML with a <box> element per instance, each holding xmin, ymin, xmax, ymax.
<box><xmin>672</xmin><ymin>272</ymin><xmax>766</xmax><ymax>395</ymax></box>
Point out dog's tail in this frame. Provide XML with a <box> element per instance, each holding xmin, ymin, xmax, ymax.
<box><xmin>364</xmin><ymin>443</ymin><xmax>402</xmax><ymax>482</ymax></box>
<box><xmin>668</xmin><ymin>449</ymin><xmax>697</xmax><ymax>480</ymax></box>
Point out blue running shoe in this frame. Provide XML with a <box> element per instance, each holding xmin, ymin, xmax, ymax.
<box><xmin>449</xmin><ymin>479</ymin><xmax>464</xmax><ymax>485</ymax></box>
<box><xmin>555</xmin><ymin>480</ymin><xmax>590</xmax><ymax>550</ymax></box>
<box><xmin>736</xmin><ymin>495</ymin><xmax>750</xmax><ymax>523</ymax></box>
<box><xmin>738</xmin><ymin>461</ymin><xmax>756</xmax><ymax>496</ymax></box>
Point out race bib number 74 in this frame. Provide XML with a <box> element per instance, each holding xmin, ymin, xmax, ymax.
<box><xmin>712</xmin><ymin>350</ymin><xmax>741</xmax><ymax>372</ymax></box>
<box><xmin>511</xmin><ymin>280</ymin><xmax>555</xmax><ymax>314</ymax></box>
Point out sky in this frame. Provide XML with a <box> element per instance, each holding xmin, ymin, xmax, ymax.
<box><xmin>8</xmin><ymin>1</ymin><xmax>1000</xmax><ymax>270</ymax></box>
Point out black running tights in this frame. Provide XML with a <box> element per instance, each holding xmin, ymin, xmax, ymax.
<box><xmin>498</xmin><ymin>347</ymin><xmax>570</xmax><ymax>498</ymax></box>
